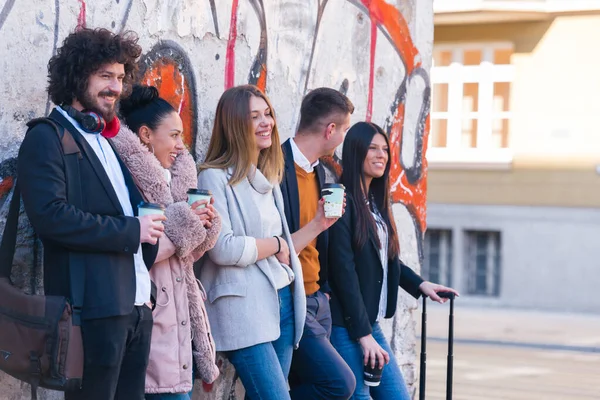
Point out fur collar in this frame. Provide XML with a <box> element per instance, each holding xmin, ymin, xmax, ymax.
<box><xmin>110</xmin><ymin>125</ymin><xmax>198</xmax><ymax>205</ymax></box>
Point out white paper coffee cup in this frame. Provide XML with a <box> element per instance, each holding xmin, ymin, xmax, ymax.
<box><xmin>321</xmin><ymin>184</ymin><xmax>345</xmax><ymax>218</ymax></box>
<box><xmin>187</xmin><ymin>189</ymin><xmax>212</xmax><ymax>208</ymax></box>
<box><xmin>138</xmin><ymin>202</ymin><xmax>165</xmax><ymax>217</ymax></box>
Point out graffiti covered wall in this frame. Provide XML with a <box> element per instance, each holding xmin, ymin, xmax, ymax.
<box><xmin>0</xmin><ymin>0</ymin><xmax>432</xmax><ymax>398</ymax></box>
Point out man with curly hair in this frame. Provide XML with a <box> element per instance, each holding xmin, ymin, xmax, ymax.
<box><xmin>17</xmin><ymin>28</ymin><xmax>166</xmax><ymax>400</ymax></box>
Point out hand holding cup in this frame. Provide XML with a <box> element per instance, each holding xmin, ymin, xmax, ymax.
<box><xmin>313</xmin><ymin>184</ymin><xmax>346</xmax><ymax>232</ymax></box>
<box><xmin>137</xmin><ymin>202</ymin><xmax>167</xmax><ymax>245</ymax></box>
<box><xmin>192</xmin><ymin>198</ymin><xmax>216</xmax><ymax>228</ymax></box>
<box><xmin>358</xmin><ymin>334</ymin><xmax>389</xmax><ymax>387</ymax></box>
<box><xmin>188</xmin><ymin>189</ymin><xmax>215</xmax><ymax>228</ymax></box>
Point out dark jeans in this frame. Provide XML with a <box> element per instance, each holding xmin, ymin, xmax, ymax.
<box><xmin>65</xmin><ymin>305</ymin><xmax>153</xmax><ymax>400</ymax></box>
<box><xmin>289</xmin><ymin>291</ymin><xmax>356</xmax><ymax>400</ymax></box>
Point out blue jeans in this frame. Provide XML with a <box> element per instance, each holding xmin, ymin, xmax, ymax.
<box><xmin>289</xmin><ymin>290</ymin><xmax>355</xmax><ymax>400</ymax></box>
<box><xmin>227</xmin><ymin>285</ymin><xmax>295</xmax><ymax>400</ymax></box>
<box><xmin>330</xmin><ymin>322</ymin><xmax>411</xmax><ymax>400</ymax></box>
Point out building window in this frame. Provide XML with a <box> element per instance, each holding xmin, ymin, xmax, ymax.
<box><xmin>423</xmin><ymin>229</ymin><xmax>453</xmax><ymax>287</ymax></box>
<box><xmin>465</xmin><ymin>231</ymin><xmax>501</xmax><ymax>296</ymax></box>
<box><xmin>429</xmin><ymin>44</ymin><xmax>514</xmax><ymax>165</ymax></box>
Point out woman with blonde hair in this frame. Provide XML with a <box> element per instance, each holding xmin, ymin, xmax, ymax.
<box><xmin>114</xmin><ymin>85</ymin><xmax>220</xmax><ymax>399</ymax></box>
<box><xmin>196</xmin><ymin>85</ymin><xmax>307</xmax><ymax>399</ymax></box>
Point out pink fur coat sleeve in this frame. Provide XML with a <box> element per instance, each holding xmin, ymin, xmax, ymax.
<box><xmin>190</xmin><ymin>214</ymin><xmax>221</xmax><ymax>261</ymax></box>
<box><xmin>164</xmin><ymin>202</ymin><xmax>207</xmax><ymax>259</ymax></box>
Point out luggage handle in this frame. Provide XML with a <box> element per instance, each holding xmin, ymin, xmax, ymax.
<box><xmin>419</xmin><ymin>292</ymin><xmax>455</xmax><ymax>400</ymax></box>
<box><xmin>437</xmin><ymin>291</ymin><xmax>455</xmax><ymax>300</ymax></box>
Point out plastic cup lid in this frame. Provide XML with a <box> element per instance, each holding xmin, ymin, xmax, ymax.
<box><xmin>187</xmin><ymin>188</ymin><xmax>212</xmax><ymax>196</ymax></box>
<box><xmin>138</xmin><ymin>202</ymin><xmax>165</xmax><ymax>210</ymax></box>
<box><xmin>322</xmin><ymin>183</ymin><xmax>345</xmax><ymax>190</ymax></box>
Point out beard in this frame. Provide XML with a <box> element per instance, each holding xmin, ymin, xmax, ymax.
<box><xmin>78</xmin><ymin>88</ymin><xmax>119</xmax><ymax>122</ymax></box>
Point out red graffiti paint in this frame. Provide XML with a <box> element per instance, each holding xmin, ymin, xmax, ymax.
<box><xmin>360</xmin><ymin>0</ymin><xmax>419</xmax><ymax>74</ymax></box>
<box><xmin>360</xmin><ymin>0</ymin><xmax>427</xmax><ymax>231</ymax></box>
<box><xmin>249</xmin><ymin>0</ymin><xmax>268</xmax><ymax>93</ymax></box>
<box><xmin>388</xmin><ymin>106</ymin><xmax>429</xmax><ymax>232</ymax></box>
<box><xmin>366</xmin><ymin>19</ymin><xmax>376</xmax><ymax>122</ymax></box>
<box><xmin>136</xmin><ymin>1</ymin><xmax>429</xmax><ymax>231</ymax></box>
<box><xmin>76</xmin><ymin>0</ymin><xmax>86</xmax><ymax>30</ymax></box>
<box><xmin>141</xmin><ymin>61</ymin><xmax>195</xmax><ymax>150</ymax></box>
<box><xmin>0</xmin><ymin>176</ymin><xmax>13</xmax><ymax>198</ymax></box>
<box><xmin>225</xmin><ymin>0</ymin><xmax>239</xmax><ymax>89</ymax></box>
<box><xmin>256</xmin><ymin>62</ymin><xmax>267</xmax><ymax>92</ymax></box>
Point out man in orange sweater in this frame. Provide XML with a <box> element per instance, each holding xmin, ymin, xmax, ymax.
<box><xmin>281</xmin><ymin>88</ymin><xmax>356</xmax><ymax>399</ymax></box>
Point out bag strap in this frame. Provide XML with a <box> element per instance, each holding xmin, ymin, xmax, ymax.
<box><xmin>0</xmin><ymin>118</ymin><xmax>56</xmax><ymax>277</ymax></box>
<box><xmin>0</xmin><ymin>117</ymin><xmax>85</xmax><ymax>325</ymax></box>
<box><xmin>43</xmin><ymin>118</ymin><xmax>86</xmax><ymax>325</ymax></box>
<box><xmin>0</xmin><ymin>177</ymin><xmax>23</xmax><ymax>277</ymax></box>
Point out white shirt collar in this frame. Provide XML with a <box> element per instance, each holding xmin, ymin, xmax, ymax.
<box><xmin>55</xmin><ymin>109</ymin><xmax>151</xmax><ymax>305</ymax></box>
<box><xmin>290</xmin><ymin>137</ymin><xmax>319</xmax><ymax>173</ymax></box>
<box><xmin>163</xmin><ymin>168</ymin><xmax>172</xmax><ymax>185</ymax></box>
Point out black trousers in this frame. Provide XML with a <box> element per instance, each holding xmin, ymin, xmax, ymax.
<box><xmin>65</xmin><ymin>305</ymin><xmax>153</xmax><ymax>400</ymax></box>
<box><xmin>289</xmin><ymin>291</ymin><xmax>356</xmax><ymax>400</ymax></box>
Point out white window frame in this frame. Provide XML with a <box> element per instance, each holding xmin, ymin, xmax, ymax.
<box><xmin>464</xmin><ymin>230</ymin><xmax>501</xmax><ymax>297</ymax></box>
<box><xmin>424</xmin><ymin>229</ymin><xmax>453</xmax><ymax>287</ymax></box>
<box><xmin>428</xmin><ymin>42</ymin><xmax>515</xmax><ymax>169</ymax></box>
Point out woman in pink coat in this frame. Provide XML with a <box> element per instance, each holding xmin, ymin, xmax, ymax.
<box><xmin>113</xmin><ymin>85</ymin><xmax>220</xmax><ymax>399</ymax></box>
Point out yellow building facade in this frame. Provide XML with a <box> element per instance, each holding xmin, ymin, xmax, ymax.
<box><xmin>424</xmin><ymin>1</ymin><xmax>600</xmax><ymax>311</ymax></box>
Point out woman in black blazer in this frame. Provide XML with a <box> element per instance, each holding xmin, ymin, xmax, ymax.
<box><xmin>328</xmin><ymin>122</ymin><xmax>458</xmax><ymax>400</ymax></box>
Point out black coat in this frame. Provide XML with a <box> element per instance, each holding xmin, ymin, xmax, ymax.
<box><xmin>328</xmin><ymin>195</ymin><xmax>424</xmax><ymax>340</ymax></box>
<box><xmin>17</xmin><ymin>109</ymin><xmax>158</xmax><ymax>320</ymax></box>
<box><xmin>280</xmin><ymin>139</ymin><xmax>331</xmax><ymax>293</ymax></box>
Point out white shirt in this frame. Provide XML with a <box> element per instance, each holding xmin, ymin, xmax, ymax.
<box><xmin>373</xmin><ymin>209</ymin><xmax>389</xmax><ymax>321</ymax></box>
<box><xmin>290</xmin><ymin>138</ymin><xmax>319</xmax><ymax>173</ymax></box>
<box><xmin>248</xmin><ymin>169</ymin><xmax>295</xmax><ymax>289</ymax></box>
<box><xmin>56</xmin><ymin>107</ymin><xmax>151</xmax><ymax>306</ymax></box>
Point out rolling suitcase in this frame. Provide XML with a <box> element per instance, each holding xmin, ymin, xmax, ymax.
<box><xmin>419</xmin><ymin>292</ymin><xmax>456</xmax><ymax>400</ymax></box>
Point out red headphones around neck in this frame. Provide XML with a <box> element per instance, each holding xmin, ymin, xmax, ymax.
<box><xmin>63</xmin><ymin>105</ymin><xmax>120</xmax><ymax>138</ymax></box>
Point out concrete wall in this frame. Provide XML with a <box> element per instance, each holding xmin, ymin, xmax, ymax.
<box><xmin>0</xmin><ymin>1</ymin><xmax>433</xmax><ymax>399</ymax></box>
<box><xmin>427</xmin><ymin>203</ymin><xmax>600</xmax><ymax>312</ymax></box>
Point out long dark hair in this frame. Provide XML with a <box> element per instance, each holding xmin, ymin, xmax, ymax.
<box><xmin>340</xmin><ymin>122</ymin><xmax>399</xmax><ymax>258</ymax></box>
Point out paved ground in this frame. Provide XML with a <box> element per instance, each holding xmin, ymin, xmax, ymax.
<box><xmin>414</xmin><ymin>305</ymin><xmax>600</xmax><ymax>400</ymax></box>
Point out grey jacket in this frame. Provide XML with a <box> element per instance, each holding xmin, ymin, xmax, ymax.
<box><xmin>196</xmin><ymin>167</ymin><xmax>306</xmax><ymax>352</ymax></box>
